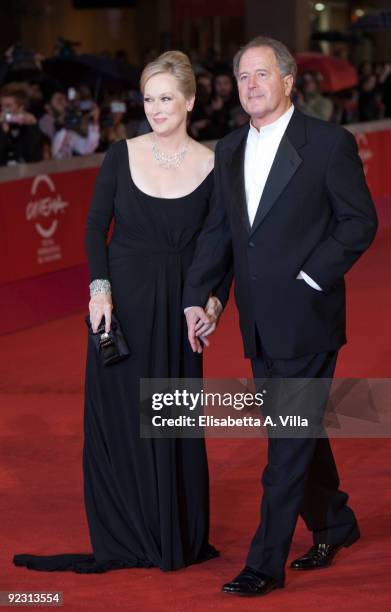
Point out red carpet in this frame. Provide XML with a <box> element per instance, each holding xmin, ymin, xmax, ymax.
<box><xmin>0</xmin><ymin>264</ymin><xmax>89</xmax><ymax>336</ymax></box>
<box><xmin>0</xmin><ymin>223</ymin><xmax>390</xmax><ymax>610</ymax></box>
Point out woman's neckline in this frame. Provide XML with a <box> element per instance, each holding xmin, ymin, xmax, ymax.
<box><xmin>124</xmin><ymin>139</ymin><xmax>213</xmax><ymax>200</ymax></box>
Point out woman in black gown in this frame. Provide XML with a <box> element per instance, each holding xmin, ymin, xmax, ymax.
<box><xmin>13</xmin><ymin>51</ymin><xmax>231</xmax><ymax>573</ymax></box>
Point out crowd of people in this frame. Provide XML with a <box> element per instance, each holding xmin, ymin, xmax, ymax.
<box><xmin>1</xmin><ymin>43</ymin><xmax>390</xmax><ymax>167</ymax></box>
<box><xmin>0</xmin><ymin>80</ymin><xmax>148</xmax><ymax>166</ymax></box>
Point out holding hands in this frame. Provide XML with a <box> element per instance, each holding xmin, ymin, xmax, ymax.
<box><xmin>185</xmin><ymin>296</ymin><xmax>223</xmax><ymax>353</ymax></box>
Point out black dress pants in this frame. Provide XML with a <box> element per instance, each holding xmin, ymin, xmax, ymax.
<box><xmin>246</xmin><ymin>332</ymin><xmax>357</xmax><ymax>583</ymax></box>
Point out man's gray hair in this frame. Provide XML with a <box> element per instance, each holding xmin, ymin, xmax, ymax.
<box><xmin>233</xmin><ymin>36</ymin><xmax>297</xmax><ymax>80</ymax></box>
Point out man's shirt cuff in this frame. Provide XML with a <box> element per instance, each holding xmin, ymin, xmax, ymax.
<box><xmin>297</xmin><ymin>270</ymin><xmax>322</xmax><ymax>291</ymax></box>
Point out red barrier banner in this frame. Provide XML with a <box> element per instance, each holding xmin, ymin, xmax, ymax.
<box><xmin>354</xmin><ymin>129</ymin><xmax>391</xmax><ymax>199</ymax></box>
<box><xmin>0</xmin><ymin>167</ymin><xmax>98</xmax><ymax>284</ymax></box>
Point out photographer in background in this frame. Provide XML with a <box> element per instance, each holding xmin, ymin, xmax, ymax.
<box><xmin>0</xmin><ymin>83</ymin><xmax>43</xmax><ymax>165</ymax></box>
<box><xmin>98</xmin><ymin>99</ymin><xmax>127</xmax><ymax>151</ymax></box>
<box><xmin>39</xmin><ymin>90</ymin><xmax>68</xmax><ymax>140</ymax></box>
<box><xmin>208</xmin><ymin>68</ymin><xmax>239</xmax><ymax>138</ymax></box>
<box><xmin>296</xmin><ymin>71</ymin><xmax>333</xmax><ymax>122</ymax></box>
<box><xmin>51</xmin><ymin>87</ymin><xmax>100</xmax><ymax>159</ymax></box>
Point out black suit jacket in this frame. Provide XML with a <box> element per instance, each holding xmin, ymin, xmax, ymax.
<box><xmin>183</xmin><ymin>109</ymin><xmax>378</xmax><ymax>359</ymax></box>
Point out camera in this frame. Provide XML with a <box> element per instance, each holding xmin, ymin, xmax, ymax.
<box><xmin>67</xmin><ymin>87</ymin><xmax>77</xmax><ymax>102</ymax></box>
<box><xmin>62</xmin><ymin>90</ymin><xmax>82</xmax><ymax>129</ymax></box>
<box><xmin>63</xmin><ymin>106</ymin><xmax>82</xmax><ymax>129</ymax></box>
<box><xmin>80</xmin><ymin>100</ymin><xmax>93</xmax><ymax>112</ymax></box>
<box><xmin>111</xmin><ymin>101</ymin><xmax>126</xmax><ymax>114</ymax></box>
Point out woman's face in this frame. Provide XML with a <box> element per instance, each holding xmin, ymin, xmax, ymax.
<box><xmin>143</xmin><ymin>72</ymin><xmax>194</xmax><ymax>135</ymax></box>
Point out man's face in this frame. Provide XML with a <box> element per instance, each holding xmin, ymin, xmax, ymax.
<box><xmin>1</xmin><ymin>96</ymin><xmax>21</xmax><ymax>115</ymax></box>
<box><xmin>236</xmin><ymin>46</ymin><xmax>293</xmax><ymax>126</ymax></box>
<box><xmin>50</xmin><ymin>92</ymin><xmax>67</xmax><ymax>114</ymax></box>
<box><xmin>302</xmin><ymin>74</ymin><xmax>318</xmax><ymax>94</ymax></box>
<box><xmin>214</xmin><ymin>75</ymin><xmax>233</xmax><ymax>99</ymax></box>
<box><xmin>198</xmin><ymin>75</ymin><xmax>212</xmax><ymax>96</ymax></box>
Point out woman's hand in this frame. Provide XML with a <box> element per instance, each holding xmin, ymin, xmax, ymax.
<box><xmin>89</xmin><ymin>293</ymin><xmax>113</xmax><ymax>333</ymax></box>
<box><xmin>194</xmin><ymin>296</ymin><xmax>223</xmax><ymax>343</ymax></box>
<box><xmin>205</xmin><ymin>296</ymin><xmax>223</xmax><ymax>320</ymax></box>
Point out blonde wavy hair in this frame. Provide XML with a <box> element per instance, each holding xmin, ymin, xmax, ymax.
<box><xmin>140</xmin><ymin>50</ymin><xmax>196</xmax><ymax>99</ymax></box>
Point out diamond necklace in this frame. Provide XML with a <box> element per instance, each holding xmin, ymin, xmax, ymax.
<box><xmin>152</xmin><ymin>137</ymin><xmax>189</xmax><ymax>169</ymax></box>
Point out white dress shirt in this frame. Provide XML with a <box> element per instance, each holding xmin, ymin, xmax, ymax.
<box><xmin>244</xmin><ymin>104</ymin><xmax>321</xmax><ymax>291</ymax></box>
<box><xmin>184</xmin><ymin>105</ymin><xmax>321</xmax><ymax>314</ymax></box>
<box><xmin>52</xmin><ymin>124</ymin><xmax>100</xmax><ymax>160</ymax></box>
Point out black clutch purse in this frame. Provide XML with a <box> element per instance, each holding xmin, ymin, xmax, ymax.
<box><xmin>85</xmin><ymin>312</ymin><xmax>130</xmax><ymax>366</ymax></box>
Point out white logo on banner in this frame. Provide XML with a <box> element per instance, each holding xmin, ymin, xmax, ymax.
<box><xmin>26</xmin><ymin>174</ymin><xmax>69</xmax><ymax>265</ymax></box>
<box><xmin>356</xmin><ymin>132</ymin><xmax>373</xmax><ymax>175</ymax></box>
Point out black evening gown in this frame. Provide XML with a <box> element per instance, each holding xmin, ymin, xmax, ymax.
<box><xmin>14</xmin><ymin>139</ymin><xmax>229</xmax><ymax>573</ymax></box>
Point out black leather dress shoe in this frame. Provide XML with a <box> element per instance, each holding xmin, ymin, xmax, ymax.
<box><xmin>290</xmin><ymin>524</ymin><xmax>360</xmax><ymax>570</ymax></box>
<box><xmin>222</xmin><ymin>566</ymin><xmax>284</xmax><ymax>597</ymax></box>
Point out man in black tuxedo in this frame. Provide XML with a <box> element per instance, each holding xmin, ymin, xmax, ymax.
<box><xmin>183</xmin><ymin>36</ymin><xmax>377</xmax><ymax>597</ymax></box>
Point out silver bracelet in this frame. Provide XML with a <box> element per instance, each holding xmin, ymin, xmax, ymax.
<box><xmin>89</xmin><ymin>279</ymin><xmax>111</xmax><ymax>297</ymax></box>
